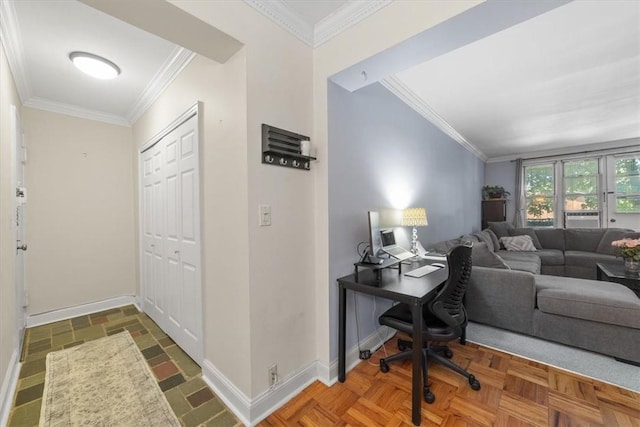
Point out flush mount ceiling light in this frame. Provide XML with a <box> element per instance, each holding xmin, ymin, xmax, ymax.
<box><xmin>69</xmin><ymin>51</ymin><xmax>120</xmax><ymax>80</ymax></box>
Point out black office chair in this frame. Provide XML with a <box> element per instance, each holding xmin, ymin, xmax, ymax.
<box><xmin>378</xmin><ymin>244</ymin><xmax>480</xmax><ymax>403</ymax></box>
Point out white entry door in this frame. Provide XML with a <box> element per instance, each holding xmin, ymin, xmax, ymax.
<box><xmin>141</xmin><ymin>112</ymin><xmax>203</xmax><ymax>363</ymax></box>
<box><xmin>13</xmin><ymin>105</ymin><xmax>27</xmax><ymax>352</ymax></box>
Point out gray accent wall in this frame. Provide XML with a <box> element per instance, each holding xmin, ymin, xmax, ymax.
<box><xmin>328</xmin><ymin>81</ymin><xmax>484</xmax><ymax>362</ymax></box>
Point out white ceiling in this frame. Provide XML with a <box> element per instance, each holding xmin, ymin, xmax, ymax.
<box><xmin>1</xmin><ymin>0</ymin><xmax>638</xmax><ymax>159</ymax></box>
<box><xmin>2</xmin><ymin>0</ymin><xmax>192</xmax><ymax>126</ymax></box>
<box><xmin>394</xmin><ymin>0</ymin><xmax>640</xmax><ymax>160</ymax></box>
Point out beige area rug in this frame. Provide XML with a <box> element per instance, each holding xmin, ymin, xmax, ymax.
<box><xmin>39</xmin><ymin>331</ymin><xmax>180</xmax><ymax>427</ymax></box>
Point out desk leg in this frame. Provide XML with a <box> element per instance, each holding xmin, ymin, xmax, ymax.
<box><xmin>338</xmin><ymin>283</ymin><xmax>346</xmax><ymax>383</ymax></box>
<box><xmin>411</xmin><ymin>301</ymin><xmax>423</xmax><ymax>426</ymax></box>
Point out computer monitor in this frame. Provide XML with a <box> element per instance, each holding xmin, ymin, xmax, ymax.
<box><xmin>365</xmin><ymin>211</ymin><xmax>384</xmax><ymax>263</ymax></box>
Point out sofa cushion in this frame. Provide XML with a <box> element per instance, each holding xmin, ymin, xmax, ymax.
<box><xmin>509</xmin><ymin>228</ymin><xmax>542</xmax><ymax>249</ymax></box>
<box><xmin>595</xmin><ymin>228</ymin><xmax>635</xmax><ymax>255</ymax></box>
<box><xmin>488</xmin><ymin>221</ymin><xmax>514</xmax><ymax>239</ymax></box>
<box><xmin>535</xmin><ymin>228</ymin><xmax>565</xmax><ymax>251</ymax></box>
<box><xmin>564</xmin><ymin>250</ymin><xmax>619</xmax><ymax>266</ymax></box>
<box><xmin>472</xmin><ymin>242</ymin><xmax>510</xmax><ymax>269</ymax></box>
<box><xmin>473</xmin><ymin>230</ymin><xmax>495</xmax><ymax>252</ymax></box>
<box><xmin>565</xmin><ymin>228</ymin><xmax>606</xmax><ymax>252</ymax></box>
<box><xmin>497</xmin><ymin>251</ymin><xmax>541</xmax><ymax>273</ymax></box>
<box><xmin>534</xmin><ymin>248</ymin><xmax>565</xmax><ymax>266</ymax></box>
<box><xmin>535</xmin><ymin>275</ymin><xmax>640</xmax><ymax>329</ymax></box>
<box><xmin>484</xmin><ymin>228</ymin><xmax>501</xmax><ymax>252</ymax></box>
<box><xmin>430</xmin><ymin>238</ymin><xmax>466</xmax><ymax>254</ymax></box>
<box><xmin>501</xmin><ymin>235</ymin><xmax>537</xmax><ymax>252</ymax></box>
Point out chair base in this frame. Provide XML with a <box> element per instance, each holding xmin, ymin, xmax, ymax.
<box><xmin>379</xmin><ymin>339</ymin><xmax>480</xmax><ymax>403</ymax></box>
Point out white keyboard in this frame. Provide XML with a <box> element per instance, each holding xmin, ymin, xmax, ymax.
<box><xmin>404</xmin><ymin>264</ymin><xmax>442</xmax><ymax>278</ymax></box>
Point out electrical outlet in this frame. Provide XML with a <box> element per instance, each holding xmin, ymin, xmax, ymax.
<box><xmin>268</xmin><ymin>364</ymin><xmax>278</xmax><ymax>386</ymax></box>
<box><xmin>359</xmin><ymin>350</ymin><xmax>371</xmax><ymax>360</ymax></box>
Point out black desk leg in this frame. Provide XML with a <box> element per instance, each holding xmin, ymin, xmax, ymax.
<box><xmin>338</xmin><ymin>283</ymin><xmax>346</xmax><ymax>382</ymax></box>
<box><xmin>411</xmin><ymin>301</ymin><xmax>423</xmax><ymax>426</ymax></box>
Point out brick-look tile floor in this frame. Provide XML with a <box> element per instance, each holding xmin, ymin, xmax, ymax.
<box><xmin>7</xmin><ymin>305</ymin><xmax>242</xmax><ymax>427</ymax></box>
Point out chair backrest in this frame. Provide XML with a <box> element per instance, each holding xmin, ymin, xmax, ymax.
<box><xmin>427</xmin><ymin>244</ymin><xmax>473</xmax><ymax>334</ymax></box>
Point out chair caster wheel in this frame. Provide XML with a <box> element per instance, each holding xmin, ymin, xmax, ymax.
<box><xmin>397</xmin><ymin>340</ymin><xmax>408</xmax><ymax>351</ymax></box>
<box><xmin>469</xmin><ymin>375</ymin><xmax>481</xmax><ymax>390</ymax></box>
<box><xmin>444</xmin><ymin>349</ymin><xmax>453</xmax><ymax>358</ymax></box>
<box><xmin>424</xmin><ymin>389</ymin><xmax>435</xmax><ymax>404</ymax></box>
<box><xmin>380</xmin><ymin>359</ymin><xmax>389</xmax><ymax>373</ymax></box>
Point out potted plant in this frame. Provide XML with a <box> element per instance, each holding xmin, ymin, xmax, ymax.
<box><xmin>482</xmin><ymin>185</ymin><xmax>510</xmax><ymax>200</ymax></box>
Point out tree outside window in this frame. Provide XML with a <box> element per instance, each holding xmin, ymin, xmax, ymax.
<box><xmin>525</xmin><ymin>164</ymin><xmax>554</xmax><ymax>227</ymax></box>
<box><xmin>615</xmin><ymin>156</ymin><xmax>640</xmax><ymax>213</ymax></box>
<box><xmin>563</xmin><ymin>159</ymin><xmax>598</xmax><ymax>212</ymax></box>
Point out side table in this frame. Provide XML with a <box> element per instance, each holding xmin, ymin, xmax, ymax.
<box><xmin>596</xmin><ymin>262</ymin><xmax>640</xmax><ymax>298</ymax></box>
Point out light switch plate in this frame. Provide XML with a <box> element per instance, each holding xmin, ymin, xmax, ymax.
<box><xmin>259</xmin><ymin>204</ymin><xmax>271</xmax><ymax>226</ymax></box>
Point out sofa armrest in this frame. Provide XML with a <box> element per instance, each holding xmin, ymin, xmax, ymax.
<box><xmin>466</xmin><ymin>266</ymin><xmax>536</xmax><ymax>335</ymax></box>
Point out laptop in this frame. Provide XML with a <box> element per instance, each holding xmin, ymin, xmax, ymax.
<box><xmin>379</xmin><ymin>229</ymin><xmax>415</xmax><ymax>261</ymax></box>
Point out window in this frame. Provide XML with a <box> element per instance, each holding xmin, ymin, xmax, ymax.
<box><xmin>524</xmin><ymin>163</ymin><xmax>554</xmax><ymax>227</ymax></box>
<box><xmin>563</xmin><ymin>159</ymin><xmax>599</xmax><ymax>212</ymax></box>
<box><xmin>614</xmin><ymin>155</ymin><xmax>640</xmax><ymax>213</ymax></box>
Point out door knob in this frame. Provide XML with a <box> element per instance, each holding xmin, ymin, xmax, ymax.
<box><xmin>17</xmin><ymin>244</ymin><xmax>27</xmax><ymax>251</ymax></box>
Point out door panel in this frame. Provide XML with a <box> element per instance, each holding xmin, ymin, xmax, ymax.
<box><xmin>181</xmin><ymin>170</ymin><xmax>196</xmax><ymax>242</ymax></box>
<box><xmin>140</xmin><ymin>112</ymin><xmax>202</xmax><ymax>363</ymax></box>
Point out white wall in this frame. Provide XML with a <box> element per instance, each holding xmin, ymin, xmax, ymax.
<box><xmin>22</xmin><ymin>108</ymin><xmax>136</xmax><ymax>315</ymax></box>
<box><xmin>163</xmin><ymin>1</ymin><xmax>316</xmax><ymax>398</ymax></box>
<box><xmin>0</xmin><ymin>41</ymin><xmax>21</xmax><ymax>418</ymax></box>
<box><xmin>132</xmin><ymin>53</ymin><xmax>253</xmax><ymax>394</ymax></box>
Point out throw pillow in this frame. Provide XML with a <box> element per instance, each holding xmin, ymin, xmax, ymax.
<box><xmin>473</xmin><ymin>231</ymin><xmax>494</xmax><ymax>252</ymax></box>
<box><xmin>509</xmin><ymin>228</ymin><xmax>542</xmax><ymax>249</ymax></box>
<box><xmin>500</xmin><ymin>235</ymin><xmax>537</xmax><ymax>252</ymax></box>
<box><xmin>471</xmin><ymin>242</ymin><xmax>510</xmax><ymax>269</ymax></box>
<box><xmin>484</xmin><ymin>228</ymin><xmax>501</xmax><ymax>251</ymax></box>
<box><xmin>488</xmin><ymin>221</ymin><xmax>514</xmax><ymax>239</ymax></box>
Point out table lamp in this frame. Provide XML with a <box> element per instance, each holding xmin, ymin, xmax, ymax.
<box><xmin>402</xmin><ymin>207</ymin><xmax>428</xmax><ymax>256</ymax></box>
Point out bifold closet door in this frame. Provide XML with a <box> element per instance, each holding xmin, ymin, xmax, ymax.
<box><xmin>141</xmin><ymin>114</ymin><xmax>203</xmax><ymax>363</ymax></box>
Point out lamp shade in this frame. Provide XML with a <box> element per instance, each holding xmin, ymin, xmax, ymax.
<box><xmin>402</xmin><ymin>207</ymin><xmax>428</xmax><ymax>227</ymax></box>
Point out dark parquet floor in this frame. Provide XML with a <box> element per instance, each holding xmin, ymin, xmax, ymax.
<box><xmin>260</xmin><ymin>335</ymin><xmax>640</xmax><ymax>426</ymax></box>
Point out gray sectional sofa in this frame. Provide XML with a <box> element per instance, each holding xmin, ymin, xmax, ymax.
<box><xmin>428</xmin><ymin>224</ymin><xmax>640</xmax><ymax>364</ymax></box>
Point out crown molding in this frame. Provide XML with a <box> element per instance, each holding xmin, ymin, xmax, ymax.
<box><xmin>244</xmin><ymin>0</ymin><xmax>391</xmax><ymax>48</ymax></box>
<box><xmin>381</xmin><ymin>76</ymin><xmax>488</xmax><ymax>162</ymax></box>
<box><xmin>314</xmin><ymin>0</ymin><xmax>392</xmax><ymax>47</ymax></box>
<box><xmin>0</xmin><ymin>0</ymin><xmax>32</xmax><ymax>102</ymax></box>
<box><xmin>243</xmin><ymin>0</ymin><xmax>314</xmax><ymax>46</ymax></box>
<box><xmin>20</xmin><ymin>48</ymin><xmax>194</xmax><ymax>128</ymax></box>
<box><xmin>486</xmin><ymin>137</ymin><xmax>640</xmax><ymax>163</ymax></box>
<box><xmin>24</xmin><ymin>97</ymin><xmax>131</xmax><ymax>127</ymax></box>
<box><xmin>126</xmin><ymin>47</ymin><xmax>195</xmax><ymax>124</ymax></box>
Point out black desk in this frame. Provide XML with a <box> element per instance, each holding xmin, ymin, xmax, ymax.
<box><xmin>337</xmin><ymin>261</ymin><xmax>448</xmax><ymax>426</ymax></box>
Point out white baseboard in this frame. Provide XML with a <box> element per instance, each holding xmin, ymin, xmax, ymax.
<box><xmin>26</xmin><ymin>295</ymin><xmax>138</xmax><ymax>327</ymax></box>
<box><xmin>201</xmin><ymin>360</ymin><xmax>251</xmax><ymax>426</ymax></box>
<box><xmin>202</xmin><ymin>326</ymin><xmax>395</xmax><ymax>426</ymax></box>
<box><xmin>0</xmin><ymin>350</ymin><xmax>21</xmax><ymax>427</ymax></box>
<box><xmin>326</xmin><ymin>326</ymin><xmax>396</xmax><ymax>384</ymax></box>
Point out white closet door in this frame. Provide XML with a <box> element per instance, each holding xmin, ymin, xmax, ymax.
<box><xmin>141</xmin><ymin>113</ymin><xmax>202</xmax><ymax>363</ymax></box>
<box><xmin>142</xmin><ymin>143</ymin><xmax>166</xmax><ymax>322</ymax></box>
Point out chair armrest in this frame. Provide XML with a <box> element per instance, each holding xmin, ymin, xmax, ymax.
<box><xmin>465</xmin><ymin>266</ymin><xmax>536</xmax><ymax>335</ymax></box>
